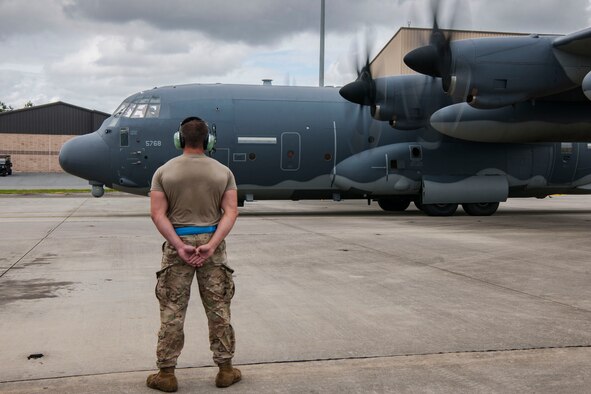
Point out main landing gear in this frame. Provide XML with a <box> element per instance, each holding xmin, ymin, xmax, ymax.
<box><xmin>420</xmin><ymin>203</ymin><xmax>458</xmax><ymax>216</ymax></box>
<box><xmin>418</xmin><ymin>202</ymin><xmax>500</xmax><ymax>216</ymax></box>
<box><xmin>377</xmin><ymin>197</ymin><xmax>501</xmax><ymax>216</ymax></box>
<box><xmin>461</xmin><ymin>202</ymin><xmax>500</xmax><ymax>216</ymax></box>
<box><xmin>419</xmin><ymin>202</ymin><xmax>500</xmax><ymax>216</ymax></box>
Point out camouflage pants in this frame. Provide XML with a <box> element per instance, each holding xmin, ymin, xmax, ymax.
<box><xmin>155</xmin><ymin>234</ymin><xmax>235</xmax><ymax>368</ymax></box>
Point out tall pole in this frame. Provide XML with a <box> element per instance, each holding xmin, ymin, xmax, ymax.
<box><xmin>319</xmin><ymin>0</ymin><xmax>325</xmax><ymax>87</ymax></box>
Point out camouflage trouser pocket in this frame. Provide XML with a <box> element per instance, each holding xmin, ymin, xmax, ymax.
<box><xmin>221</xmin><ymin>264</ymin><xmax>235</xmax><ymax>302</ymax></box>
<box><xmin>155</xmin><ymin>265</ymin><xmax>173</xmax><ymax>303</ymax></box>
<box><xmin>214</xmin><ymin>241</ymin><xmax>235</xmax><ymax>301</ymax></box>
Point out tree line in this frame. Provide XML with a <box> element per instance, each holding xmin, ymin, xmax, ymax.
<box><xmin>0</xmin><ymin>100</ymin><xmax>34</xmax><ymax>112</ymax></box>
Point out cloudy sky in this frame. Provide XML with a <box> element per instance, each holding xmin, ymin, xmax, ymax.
<box><xmin>0</xmin><ymin>0</ymin><xmax>589</xmax><ymax>114</ymax></box>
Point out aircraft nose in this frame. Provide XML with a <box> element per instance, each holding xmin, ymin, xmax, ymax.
<box><xmin>59</xmin><ymin>132</ymin><xmax>110</xmax><ymax>183</ymax></box>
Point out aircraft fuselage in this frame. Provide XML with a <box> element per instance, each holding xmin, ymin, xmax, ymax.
<box><xmin>59</xmin><ymin>82</ymin><xmax>591</xmax><ymax>215</ymax></box>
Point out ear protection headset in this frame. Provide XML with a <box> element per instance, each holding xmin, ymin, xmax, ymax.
<box><xmin>173</xmin><ymin>116</ymin><xmax>216</xmax><ymax>152</ymax></box>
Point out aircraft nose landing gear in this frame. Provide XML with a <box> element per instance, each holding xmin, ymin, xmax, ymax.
<box><xmin>90</xmin><ymin>182</ymin><xmax>105</xmax><ymax>198</ymax></box>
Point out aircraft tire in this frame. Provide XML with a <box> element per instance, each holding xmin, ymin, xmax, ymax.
<box><xmin>420</xmin><ymin>203</ymin><xmax>458</xmax><ymax>216</ymax></box>
<box><xmin>91</xmin><ymin>184</ymin><xmax>105</xmax><ymax>198</ymax></box>
<box><xmin>462</xmin><ymin>202</ymin><xmax>500</xmax><ymax>216</ymax></box>
<box><xmin>377</xmin><ymin>197</ymin><xmax>411</xmax><ymax>212</ymax></box>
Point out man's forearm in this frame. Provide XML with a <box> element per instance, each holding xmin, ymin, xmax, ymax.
<box><xmin>207</xmin><ymin>211</ymin><xmax>238</xmax><ymax>250</ymax></box>
<box><xmin>152</xmin><ymin>214</ymin><xmax>185</xmax><ymax>250</ymax></box>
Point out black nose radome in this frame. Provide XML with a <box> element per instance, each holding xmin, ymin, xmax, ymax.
<box><xmin>59</xmin><ymin>132</ymin><xmax>110</xmax><ymax>184</ymax></box>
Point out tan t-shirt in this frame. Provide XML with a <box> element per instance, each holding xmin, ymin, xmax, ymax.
<box><xmin>150</xmin><ymin>154</ymin><xmax>237</xmax><ymax>227</ymax></box>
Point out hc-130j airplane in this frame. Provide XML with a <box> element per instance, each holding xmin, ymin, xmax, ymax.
<box><xmin>59</xmin><ymin>15</ymin><xmax>591</xmax><ymax>216</ymax></box>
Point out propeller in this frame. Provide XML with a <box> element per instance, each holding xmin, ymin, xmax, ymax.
<box><xmin>339</xmin><ymin>31</ymin><xmax>379</xmax><ymax>154</ymax></box>
<box><xmin>339</xmin><ymin>57</ymin><xmax>376</xmax><ymax>107</ymax></box>
<box><xmin>339</xmin><ymin>31</ymin><xmax>377</xmax><ymax>108</ymax></box>
<box><xmin>403</xmin><ymin>0</ymin><xmax>458</xmax><ymax>93</ymax></box>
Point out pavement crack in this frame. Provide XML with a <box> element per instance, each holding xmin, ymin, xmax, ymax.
<box><xmin>234</xmin><ymin>344</ymin><xmax>591</xmax><ymax>368</ymax></box>
<box><xmin>2</xmin><ymin>345</ymin><xmax>590</xmax><ymax>384</ymax></box>
<box><xmin>0</xmin><ymin>198</ymin><xmax>89</xmax><ymax>279</ymax></box>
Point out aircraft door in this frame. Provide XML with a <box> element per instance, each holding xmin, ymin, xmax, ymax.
<box><xmin>281</xmin><ymin>132</ymin><xmax>301</xmax><ymax>171</ymax></box>
<box><xmin>117</xmin><ymin>126</ymin><xmax>149</xmax><ymax>187</ymax></box>
<box><xmin>550</xmin><ymin>143</ymin><xmax>579</xmax><ymax>183</ymax></box>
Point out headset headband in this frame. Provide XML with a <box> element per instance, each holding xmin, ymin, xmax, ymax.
<box><xmin>180</xmin><ymin>116</ymin><xmax>203</xmax><ymax>127</ymax></box>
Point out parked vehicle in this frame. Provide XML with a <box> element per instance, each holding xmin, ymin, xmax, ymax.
<box><xmin>0</xmin><ymin>155</ymin><xmax>13</xmax><ymax>176</ymax></box>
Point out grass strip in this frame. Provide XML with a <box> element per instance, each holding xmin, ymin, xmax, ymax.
<box><xmin>0</xmin><ymin>188</ymin><xmax>116</xmax><ymax>195</ymax></box>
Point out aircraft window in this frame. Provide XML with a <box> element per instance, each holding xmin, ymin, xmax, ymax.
<box><xmin>146</xmin><ymin>104</ymin><xmax>160</xmax><ymax>118</ymax></box>
<box><xmin>114</xmin><ymin>96</ymin><xmax>161</xmax><ymax>118</ymax></box>
<box><xmin>146</xmin><ymin>97</ymin><xmax>161</xmax><ymax>118</ymax></box>
<box><xmin>131</xmin><ymin>104</ymin><xmax>147</xmax><ymax>118</ymax></box>
<box><xmin>122</xmin><ymin>103</ymin><xmax>137</xmax><ymax>118</ymax></box>
<box><xmin>113</xmin><ymin>101</ymin><xmax>130</xmax><ymax>116</ymax></box>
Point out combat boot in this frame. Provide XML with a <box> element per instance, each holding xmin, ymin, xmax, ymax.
<box><xmin>215</xmin><ymin>361</ymin><xmax>242</xmax><ymax>388</ymax></box>
<box><xmin>146</xmin><ymin>366</ymin><xmax>178</xmax><ymax>392</ymax></box>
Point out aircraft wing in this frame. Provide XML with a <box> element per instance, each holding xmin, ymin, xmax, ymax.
<box><xmin>553</xmin><ymin>27</ymin><xmax>591</xmax><ymax>56</ymax></box>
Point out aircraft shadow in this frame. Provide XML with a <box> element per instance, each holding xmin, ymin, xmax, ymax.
<box><xmin>238</xmin><ymin>209</ymin><xmax>591</xmax><ymax>218</ymax></box>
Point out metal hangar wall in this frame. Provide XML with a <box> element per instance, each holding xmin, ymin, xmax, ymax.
<box><xmin>0</xmin><ymin>102</ymin><xmax>109</xmax><ymax>173</ymax></box>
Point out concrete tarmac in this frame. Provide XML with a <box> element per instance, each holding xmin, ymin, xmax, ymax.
<box><xmin>1</xmin><ymin>191</ymin><xmax>591</xmax><ymax>393</ymax></box>
<box><xmin>0</xmin><ymin>172</ymin><xmax>90</xmax><ymax>190</ymax></box>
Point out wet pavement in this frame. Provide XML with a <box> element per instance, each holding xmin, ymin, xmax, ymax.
<box><xmin>0</xmin><ymin>192</ymin><xmax>590</xmax><ymax>393</ymax></box>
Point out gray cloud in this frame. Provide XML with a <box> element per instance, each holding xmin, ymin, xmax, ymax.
<box><xmin>468</xmin><ymin>0</ymin><xmax>589</xmax><ymax>34</ymax></box>
<box><xmin>60</xmin><ymin>0</ymin><xmax>590</xmax><ymax>43</ymax></box>
<box><xmin>0</xmin><ymin>0</ymin><xmax>589</xmax><ymax>113</ymax></box>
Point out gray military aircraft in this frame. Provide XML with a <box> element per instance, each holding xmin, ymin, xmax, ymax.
<box><xmin>59</xmin><ymin>12</ymin><xmax>591</xmax><ymax>216</ymax></box>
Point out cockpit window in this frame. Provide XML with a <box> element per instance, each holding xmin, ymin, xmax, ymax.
<box><xmin>146</xmin><ymin>97</ymin><xmax>161</xmax><ymax>118</ymax></box>
<box><xmin>113</xmin><ymin>101</ymin><xmax>130</xmax><ymax>116</ymax></box>
<box><xmin>114</xmin><ymin>95</ymin><xmax>161</xmax><ymax>118</ymax></box>
<box><xmin>122</xmin><ymin>103</ymin><xmax>136</xmax><ymax>118</ymax></box>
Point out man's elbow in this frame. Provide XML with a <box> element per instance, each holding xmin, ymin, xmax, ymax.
<box><xmin>150</xmin><ymin>211</ymin><xmax>162</xmax><ymax>224</ymax></box>
<box><xmin>229</xmin><ymin>207</ymin><xmax>239</xmax><ymax>221</ymax></box>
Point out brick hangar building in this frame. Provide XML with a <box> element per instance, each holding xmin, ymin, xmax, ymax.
<box><xmin>0</xmin><ymin>27</ymin><xmax>516</xmax><ymax>173</ymax></box>
<box><xmin>0</xmin><ymin>102</ymin><xmax>109</xmax><ymax>172</ymax></box>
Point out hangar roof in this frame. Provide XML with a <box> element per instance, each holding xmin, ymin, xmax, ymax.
<box><xmin>0</xmin><ymin>101</ymin><xmax>110</xmax><ymax>135</ymax></box>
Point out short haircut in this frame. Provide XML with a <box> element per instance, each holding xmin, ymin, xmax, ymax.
<box><xmin>181</xmin><ymin>118</ymin><xmax>208</xmax><ymax>148</ymax></box>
